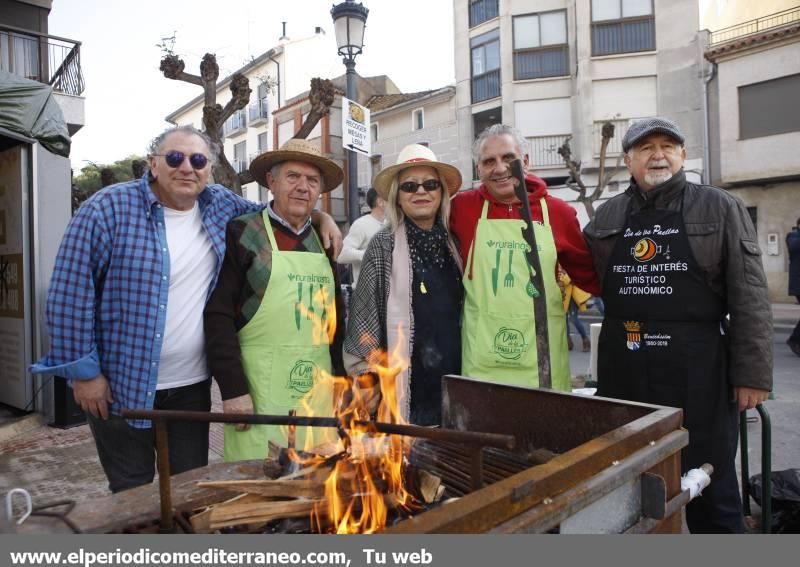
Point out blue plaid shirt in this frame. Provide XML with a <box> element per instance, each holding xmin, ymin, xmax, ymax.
<box><xmin>31</xmin><ymin>176</ymin><xmax>261</xmax><ymax>427</ymax></box>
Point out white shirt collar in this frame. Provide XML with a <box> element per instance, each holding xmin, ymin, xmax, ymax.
<box><xmin>266</xmin><ymin>201</ymin><xmax>312</xmax><ymax>235</ymax></box>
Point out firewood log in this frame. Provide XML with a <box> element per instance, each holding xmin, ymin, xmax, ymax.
<box><xmin>196</xmin><ymin>479</ymin><xmax>324</xmax><ymax>499</ymax></box>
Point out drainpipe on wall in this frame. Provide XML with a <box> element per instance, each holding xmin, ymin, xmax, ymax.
<box><xmin>701</xmin><ymin>43</ymin><xmax>716</xmax><ymax>185</ymax></box>
<box><xmin>268</xmin><ymin>54</ymin><xmax>281</xmax><ymax>108</ymax></box>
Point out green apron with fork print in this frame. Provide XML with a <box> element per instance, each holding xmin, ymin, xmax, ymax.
<box><xmin>461</xmin><ymin>199</ymin><xmax>570</xmax><ymax>390</ymax></box>
<box><xmin>224</xmin><ymin>211</ymin><xmax>337</xmax><ymax>461</ymax></box>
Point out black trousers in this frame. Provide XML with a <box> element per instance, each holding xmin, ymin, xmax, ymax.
<box><xmin>684</xmin><ymin>423</ymin><xmax>745</xmax><ymax>533</ymax></box>
<box><xmin>791</xmin><ymin>297</ymin><xmax>800</xmax><ymax>344</ymax></box>
<box><xmin>88</xmin><ymin>379</ymin><xmax>211</xmax><ymax>493</ymax></box>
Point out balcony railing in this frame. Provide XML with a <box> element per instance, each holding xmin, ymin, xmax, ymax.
<box><xmin>593</xmin><ymin>119</ymin><xmax>634</xmax><ymax>156</ymax></box>
<box><xmin>223</xmin><ymin>110</ymin><xmax>247</xmax><ymax>136</ymax></box>
<box><xmin>709</xmin><ymin>6</ymin><xmax>800</xmax><ymax>45</ymax></box>
<box><xmin>591</xmin><ymin>16</ymin><xmax>655</xmax><ymax>56</ymax></box>
<box><xmin>471</xmin><ymin>69</ymin><xmax>500</xmax><ymax>103</ymax></box>
<box><xmin>514</xmin><ymin>45</ymin><xmax>569</xmax><ymax>80</ymax></box>
<box><xmin>248</xmin><ymin>98</ymin><xmax>269</xmax><ymax>123</ymax></box>
<box><xmin>232</xmin><ymin>158</ymin><xmax>249</xmax><ymax>174</ymax></box>
<box><xmin>0</xmin><ymin>24</ymin><xmax>84</xmax><ymax>96</ymax></box>
<box><xmin>528</xmin><ymin>135</ymin><xmax>570</xmax><ymax>167</ymax></box>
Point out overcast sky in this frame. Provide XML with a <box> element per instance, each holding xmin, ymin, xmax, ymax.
<box><xmin>49</xmin><ymin>0</ymin><xmax>455</xmax><ymax>172</ymax></box>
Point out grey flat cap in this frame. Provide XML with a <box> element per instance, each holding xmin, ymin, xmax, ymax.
<box><xmin>622</xmin><ymin>117</ymin><xmax>685</xmax><ymax>153</ymax></box>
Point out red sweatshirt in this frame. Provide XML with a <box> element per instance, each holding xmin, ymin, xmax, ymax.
<box><xmin>450</xmin><ymin>174</ymin><xmax>601</xmax><ymax>296</ymax></box>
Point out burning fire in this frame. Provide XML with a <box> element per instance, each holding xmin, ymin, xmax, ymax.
<box><xmin>289</xmin><ymin>299</ymin><xmax>420</xmax><ymax>533</ymax></box>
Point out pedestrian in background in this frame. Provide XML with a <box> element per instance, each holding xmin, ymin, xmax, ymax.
<box><xmin>339</xmin><ymin>187</ymin><xmax>386</xmax><ymax>288</ymax></box>
<box><xmin>558</xmin><ymin>267</ymin><xmax>591</xmax><ymax>352</ymax></box>
<box><xmin>787</xmin><ymin>217</ymin><xmax>800</xmax><ymax>356</ymax></box>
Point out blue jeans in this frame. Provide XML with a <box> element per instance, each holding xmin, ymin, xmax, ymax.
<box><xmin>592</xmin><ymin>297</ymin><xmax>605</xmax><ymax>316</ymax></box>
<box><xmin>567</xmin><ymin>300</ymin><xmax>588</xmax><ymax>339</ymax></box>
<box><xmin>88</xmin><ymin>379</ymin><xmax>211</xmax><ymax>493</ymax></box>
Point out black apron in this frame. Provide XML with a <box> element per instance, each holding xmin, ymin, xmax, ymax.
<box><xmin>597</xmin><ymin>192</ymin><xmax>744</xmax><ymax>533</ymax></box>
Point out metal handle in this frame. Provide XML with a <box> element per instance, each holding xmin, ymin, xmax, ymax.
<box><xmin>5</xmin><ymin>488</ymin><xmax>32</xmax><ymax>526</ymax></box>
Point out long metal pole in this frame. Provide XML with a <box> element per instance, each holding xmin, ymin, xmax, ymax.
<box><xmin>121</xmin><ymin>409</ymin><xmax>516</xmax><ymax>449</ymax></box>
<box><xmin>345</xmin><ymin>57</ymin><xmax>360</xmax><ymax>224</ymax></box>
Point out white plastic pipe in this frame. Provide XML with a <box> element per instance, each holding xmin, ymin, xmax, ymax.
<box><xmin>681</xmin><ymin>464</ymin><xmax>713</xmax><ymax>500</ymax></box>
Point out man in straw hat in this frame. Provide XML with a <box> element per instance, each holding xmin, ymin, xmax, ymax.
<box><xmin>450</xmin><ymin>124</ymin><xmax>600</xmax><ymax>393</ymax></box>
<box><xmin>584</xmin><ymin>117</ymin><xmax>771</xmax><ymax>532</ymax></box>
<box><xmin>205</xmin><ymin>138</ymin><xmax>347</xmax><ymax>460</ymax></box>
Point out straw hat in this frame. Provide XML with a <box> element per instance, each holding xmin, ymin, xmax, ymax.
<box><xmin>249</xmin><ymin>138</ymin><xmax>343</xmax><ymax>193</ymax></box>
<box><xmin>373</xmin><ymin>144</ymin><xmax>462</xmax><ymax>200</ymax></box>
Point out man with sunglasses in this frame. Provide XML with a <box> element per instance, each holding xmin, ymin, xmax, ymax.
<box><xmin>32</xmin><ymin>126</ymin><xmax>342</xmax><ymax>492</ymax></box>
<box><xmin>204</xmin><ymin>139</ymin><xmax>347</xmax><ymax>460</ymax></box>
<box><xmin>450</xmin><ymin>124</ymin><xmax>600</xmax><ymax>392</ymax></box>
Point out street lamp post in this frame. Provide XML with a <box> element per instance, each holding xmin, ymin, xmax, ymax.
<box><xmin>331</xmin><ymin>0</ymin><xmax>369</xmax><ymax>224</ymax></box>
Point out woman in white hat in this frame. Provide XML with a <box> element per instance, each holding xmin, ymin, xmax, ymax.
<box><xmin>343</xmin><ymin>144</ymin><xmax>463</xmax><ymax>426</ymax></box>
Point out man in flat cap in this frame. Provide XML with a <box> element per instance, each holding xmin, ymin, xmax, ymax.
<box><xmin>205</xmin><ymin>138</ymin><xmax>346</xmax><ymax>460</ymax></box>
<box><xmin>584</xmin><ymin>117</ymin><xmax>772</xmax><ymax>533</ymax></box>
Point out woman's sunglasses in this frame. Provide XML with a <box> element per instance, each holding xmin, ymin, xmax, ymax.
<box><xmin>398</xmin><ymin>179</ymin><xmax>442</xmax><ymax>193</ymax></box>
<box><xmin>152</xmin><ymin>150</ymin><xmax>209</xmax><ymax>170</ymax></box>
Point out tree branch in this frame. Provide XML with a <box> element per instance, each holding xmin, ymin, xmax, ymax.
<box><xmin>557</xmin><ymin>136</ymin><xmax>588</xmax><ymax>200</ymax></box>
<box><xmin>295</xmin><ymin>79</ymin><xmax>335</xmax><ymax>140</ymax></box>
<box><xmin>219</xmin><ymin>73</ymin><xmax>252</xmax><ymax>124</ymax></box>
<box><xmin>159</xmin><ymin>54</ymin><xmax>203</xmax><ymax>86</ymax></box>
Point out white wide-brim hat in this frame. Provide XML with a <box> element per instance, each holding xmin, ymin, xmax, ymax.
<box><xmin>373</xmin><ymin>144</ymin><xmax>462</xmax><ymax>200</ymax></box>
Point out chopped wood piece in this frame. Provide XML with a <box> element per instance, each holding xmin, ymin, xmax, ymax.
<box><xmin>416</xmin><ymin>469</ymin><xmax>443</xmax><ymax>504</ymax></box>
<box><xmin>190</xmin><ymin>493</ymin><xmax>262</xmax><ymax>532</ymax></box>
<box><xmin>196</xmin><ymin>479</ymin><xmax>324</xmax><ymax>499</ymax></box>
<box><xmin>209</xmin><ymin>499</ymin><xmax>325</xmax><ymax>530</ymax></box>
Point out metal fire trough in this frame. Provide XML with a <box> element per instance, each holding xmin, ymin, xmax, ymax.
<box><xmin>60</xmin><ymin>376</ymin><xmax>688</xmax><ymax>534</ymax></box>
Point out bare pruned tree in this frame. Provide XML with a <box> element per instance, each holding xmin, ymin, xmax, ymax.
<box><xmin>160</xmin><ymin>52</ymin><xmax>250</xmax><ymax>194</ymax></box>
<box><xmin>159</xmin><ymin>46</ymin><xmax>336</xmax><ymax>194</ymax></box>
<box><xmin>557</xmin><ymin>121</ymin><xmax>625</xmax><ymax>220</ymax></box>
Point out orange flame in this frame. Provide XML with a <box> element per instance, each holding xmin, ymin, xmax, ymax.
<box><xmin>292</xmin><ymin>325</ymin><xmax>420</xmax><ymax>533</ymax></box>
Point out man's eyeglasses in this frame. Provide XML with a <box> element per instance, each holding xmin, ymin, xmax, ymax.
<box><xmin>398</xmin><ymin>179</ymin><xmax>442</xmax><ymax>193</ymax></box>
<box><xmin>152</xmin><ymin>151</ymin><xmax>209</xmax><ymax>170</ymax></box>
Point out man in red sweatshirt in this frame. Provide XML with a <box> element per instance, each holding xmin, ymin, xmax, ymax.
<box><xmin>451</xmin><ymin>124</ymin><xmax>599</xmax><ymax>391</ymax></box>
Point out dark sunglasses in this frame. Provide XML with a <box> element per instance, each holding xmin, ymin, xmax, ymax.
<box><xmin>398</xmin><ymin>179</ymin><xmax>442</xmax><ymax>193</ymax></box>
<box><xmin>152</xmin><ymin>150</ymin><xmax>209</xmax><ymax>170</ymax></box>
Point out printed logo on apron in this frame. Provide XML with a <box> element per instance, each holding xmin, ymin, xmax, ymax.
<box><xmin>492</xmin><ymin>327</ymin><xmax>528</xmax><ymax>360</ymax></box>
<box><xmin>485</xmin><ymin>240</ymin><xmax>541</xmax><ymax>298</ymax></box>
<box><xmin>290</xmin><ymin>274</ymin><xmax>334</xmax><ymax>333</ymax></box>
<box><xmin>624</xmin><ymin>320</ymin><xmax>642</xmax><ymax>351</ymax></box>
<box><xmin>287</xmin><ymin>359</ymin><xmax>320</xmax><ymax>394</ymax></box>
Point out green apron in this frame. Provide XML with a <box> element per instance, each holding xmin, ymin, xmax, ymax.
<box><xmin>461</xmin><ymin>199</ymin><xmax>570</xmax><ymax>391</ymax></box>
<box><xmin>224</xmin><ymin>211</ymin><xmax>337</xmax><ymax>461</ymax></box>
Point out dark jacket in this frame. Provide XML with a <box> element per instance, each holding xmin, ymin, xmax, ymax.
<box><xmin>584</xmin><ymin>170</ymin><xmax>773</xmax><ymax>391</ymax></box>
<box><xmin>787</xmin><ymin>228</ymin><xmax>800</xmax><ymax>296</ymax></box>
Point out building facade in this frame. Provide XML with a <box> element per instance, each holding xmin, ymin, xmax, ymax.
<box><xmin>705</xmin><ymin>5</ymin><xmax>800</xmax><ymax>302</ymax></box>
<box><xmin>165</xmin><ymin>28</ymin><xmax>341</xmax><ymax>203</ymax></box>
<box><xmin>454</xmin><ymin>0</ymin><xmax>705</xmax><ymax>224</ymax></box>
<box><xmin>1</xmin><ymin>0</ymin><xmax>86</xmax><ymax>421</ymax></box>
<box><xmin>360</xmin><ymin>86</ymin><xmax>459</xmax><ymax>192</ymax></box>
